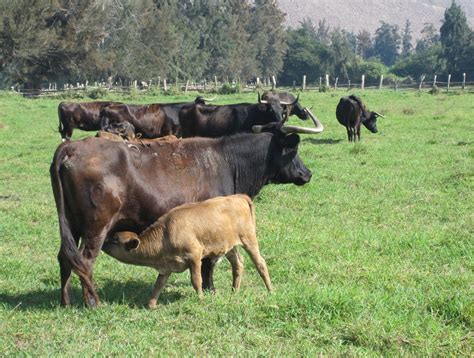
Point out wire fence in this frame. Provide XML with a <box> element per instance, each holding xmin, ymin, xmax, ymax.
<box><xmin>9</xmin><ymin>73</ymin><xmax>474</xmax><ymax>98</ymax></box>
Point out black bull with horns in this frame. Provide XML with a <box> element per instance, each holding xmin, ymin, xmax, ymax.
<box><xmin>179</xmin><ymin>93</ymin><xmax>324</xmax><ymax>138</ymax></box>
<box><xmin>336</xmin><ymin>95</ymin><xmax>385</xmax><ymax>142</ymax></box>
<box><xmin>50</xmin><ymin>123</ymin><xmax>326</xmax><ymax>307</ymax></box>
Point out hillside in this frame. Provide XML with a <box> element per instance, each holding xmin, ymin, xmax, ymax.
<box><xmin>278</xmin><ymin>0</ymin><xmax>474</xmax><ymax>38</ymax></box>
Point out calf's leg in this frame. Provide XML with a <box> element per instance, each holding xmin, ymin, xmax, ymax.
<box><xmin>201</xmin><ymin>257</ymin><xmax>216</xmax><ymax>291</ymax></box>
<box><xmin>241</xmin><ymin>238</ymin><xmax>273</xmax><ymax>292</ymax></box>
<box><xmin>148</xmin><ymin>273</ymin><xmax>170</xmax><ymax>309</ymax></box>
<box><xmin>189</xmin><ymin>259</ymin><xmax>203</xmax><ymax>298</ymax></box>
<box><xmin>226</xmin><ymin>248</ymin><xmax>244</xmax><ymax>291</ymax></box>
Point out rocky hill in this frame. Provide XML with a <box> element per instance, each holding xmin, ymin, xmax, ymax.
<box><xmin>277</xmin><ymin>0</ymin><xmax>474</xmax><ymax>38</ymax></box>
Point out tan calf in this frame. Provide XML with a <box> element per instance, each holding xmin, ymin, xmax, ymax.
<box><xmin>102</xmin><ymin>194</ymin><xmax>272</xmax><ymax>308</ymax></box>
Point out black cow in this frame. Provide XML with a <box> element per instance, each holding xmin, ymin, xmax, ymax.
<box><xmin>179</xmin><ymin>93</ymin><xmax>290</xmax><ymax>138</ymax></box>
<box><xmin>336</xmin><ymin>95</ymin><xmax>385</xmax><ymax>142</ymax></box>
<box><xmin>50</xmin><ymin>126</ymin><xmax>313</xmax><ymax>307</ymax></box>
<box><xmin>262</xmin><ymin>91</ymin><xmax>309</xmax><ymax>121</ymax></box>
<box><xmin>100</xmin><ymin>96</ymin><xmax>208</xmax><ymax>138</ymax></box>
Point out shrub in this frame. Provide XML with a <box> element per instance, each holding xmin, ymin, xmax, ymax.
<box><xmin>429</xmin><ymin>85</ymin><xmax>440</xmax><ymax>95</ymax></box>
<box><xmin>218</xmin><ymin>83</ymin><xmax>241</xmax><ymax>95</ymax></box>
<box><xmin>87</xmin><ymin>87</ymin><xmax>109</xmax><ymax>99</ymax></box>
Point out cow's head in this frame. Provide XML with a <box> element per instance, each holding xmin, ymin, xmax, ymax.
<box><xmin>257</xmin><ymin>92</ymin><xmax>285</xmax><ymax>123</ymax></box>
<box><xmin>271</xmin><ymin>132</ymin><xmax>312</xmax><ymax>186</ymax></box>
<box><xmin>103</xmin><ymin>121</ymin><xmax>136</xmax><ymax>139</ymax></box>
<box><xmin>362</xmin><ymin>111</ymin><xmax>384</xmax><ymax>133</ymax></box>
<box><xmin>253</xmin><ymin>122</ymin><xmax>313</xmax><ymax>186</ymax></box>
<box><xmin>290</xmin><ymin>99</ymin><xmax>310</xmax><ymax>120</ymax></box>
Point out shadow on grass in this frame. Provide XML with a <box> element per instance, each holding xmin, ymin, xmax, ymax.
<box><xmin>302</xmin><ymin>138</ymin><xmax>343</xmax><ymax>145</ymax></box>
<box><xmin>0</xmin><ymin>280</ymin><xmax>184</xmax><ymax>310</ymax></box>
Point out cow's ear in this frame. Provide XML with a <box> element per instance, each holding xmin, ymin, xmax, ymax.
<box><xmin>125</xmin><ymin>238</ymin><xmax>140</xmax><ymax>251</ymax></box>
<box><xmin>282</xmin><ymin>133</ymin><xmax>300</xmax><ymax>148</ymax></box>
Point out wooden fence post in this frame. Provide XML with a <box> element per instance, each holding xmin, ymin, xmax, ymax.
<box><xmin>292</xmin><ymin>80</ymin><xmax>296</xmax><ymax>91</ymax></box>
<box><xmin>361</xmin><ymin>75</ymin><xmax>365</xmax><ymax>90</ymax></box>
<box><xmin>325</xmin><ymin>74</ymin><xmax>329</xmax><ymax>87</ymax></box>
<box><xmin>302</xmin><ymin>75</ymin><xmax>306</xmax><ymax>91</ymax></box>
<box><xmin>433</xmin><ymin>75</ymin><xmax>437</xmax><ymax>88</ymax></box>
<box><xmin>462</xmin><ymin>73</ymin><xmax>466</xmax><ymax>90</ymax></box>
<box><xmin>447</xmin><ymin>74</ymin><xmax>451</xmax><ymax>92</ymax></box>
<box><xmin>334</xmin><ymin>77</ymin><xmax>338</xmax><ymax>90</ymax></box>
<box><xmin>163</xmin><ymin>79</ymin><xmax>167</xmax><ymax>91</ymax></box>
<box><xmin>185</xmin><ymin>80</ymin><xmax>189</xmax><ymax>94</ymax></box>
<box><xmin>348</xmin><ymin>79</ymin><xmax>351</xmax><ymax>89</ymax></box>
<box><xmin>379</xmin><ymin>75</ymin><xmax>384</xmax><ymax>90</ymax></box>
<box><xmin>319</xmin><ymin>77</ymin><xmax>322</xmax><ymax>91</ymax></box>
<box><xmin>272</xmin><ymin>76</ymin><xmax>276</xmax><ymax>89</ymax></box>
<box><xmin>419</xmin><ymin>75</ymin><xmax>425</xmax><ymax>90</ymax></box>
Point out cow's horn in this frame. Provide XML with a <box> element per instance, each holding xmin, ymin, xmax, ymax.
<box><xmin>252</xmin><ymin>125</ymin><xmax>264</xmax><ymax>133</ymax></box>
<box><xmin>280</xmin><ymin>93</ymin><xmax>300</xmax><ymax>106</ymax></box>
<box><xmin>304</xmin><ymin>107</ymin><xmax>324</xmax><ymax>133</ymax></box>
<box><xmin>280</xmin><ymin>125</ymin><xmax>323</xmax><ymax>134</ymax></box>
<box><xmin>374</xmin><ymin>111</ymin><xmax>385</xmax><ymax>118</ymax></box>
<box><xmin>257</xmin><ymin>92</ymin><xmax>268</xmax><ymax>104</ymax></box>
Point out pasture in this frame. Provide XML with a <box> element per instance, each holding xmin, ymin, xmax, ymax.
<box><xmin>0</xmin><ymin>89</ymin><xmax>472</xmax><ymax>356</ymax></box>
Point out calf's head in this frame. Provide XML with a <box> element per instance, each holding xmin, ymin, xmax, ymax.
<box><xmin>102</xmin><ymin>231</ymin><xmax>141</xmax><ymax>263</ymax></box>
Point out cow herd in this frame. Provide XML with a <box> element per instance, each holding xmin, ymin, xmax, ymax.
<box><xmin>50</xmin><ymin>91</ymin><xmax>383</xmax><ymax>307</ymax></box>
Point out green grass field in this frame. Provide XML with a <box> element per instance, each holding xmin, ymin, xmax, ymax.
<box><xmin>0</xmin><ymin>89</ymin><xmax>473</xmax><ymax>356</ymax></box>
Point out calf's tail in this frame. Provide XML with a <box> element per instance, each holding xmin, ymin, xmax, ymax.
<box><xmin>50</xmin><ymin>144</ymin><xmax>96</xmax><ymax>296</ymax></box>
<box><xmin>242</xmin><ymin>194</ymin><xmax>256</xmax><ymax>229</ymax></box>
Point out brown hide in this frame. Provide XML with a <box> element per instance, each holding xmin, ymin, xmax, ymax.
<box><xmin>58</xmin><ymin>101</ymin><xmax>120</xmax><ymax>140</ymax></box>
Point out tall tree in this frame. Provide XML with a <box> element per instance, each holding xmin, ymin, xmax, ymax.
<box><xmin>440</xmin><ymin>0</ymin><xmax>472</xmax><ymax>77</ymax></box>
<box><xmin>373</xmin><ymin>21</ymin><xmax>401</xmax><ymax>66</ymax></box>
<box><xmin>416</xmin><ymin>23</ymin><xmax>440</xmax><ymax>52</ymax></box>
<box><xmin>356</xmin><ymin>30</ymin><xmax>373</xmax><ymax>59</ymax></box>
<box><xmin>330</xmin><ymin>28</ymin><xmax>355</xmax><ymax>80</ymax></box>
<box><xmin>401</xmin><ymin>19</ymin><xmax>413</xmax><ymax>57</ymax></box>
<box><xmin>250</xmin><ymin>0</ymin><xmax>287</xmax><ymax>81</ymax></box>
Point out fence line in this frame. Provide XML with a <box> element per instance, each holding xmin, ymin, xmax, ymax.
<box><xmin>9</xmin><ymin>73</ymin><xmax>474</xmax><ymax>98</ymax></box>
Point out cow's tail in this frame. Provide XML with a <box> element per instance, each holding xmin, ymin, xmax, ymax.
<box><xmin>50</xmin><ymin>144</ymin><xmax>96</xmax><ymax>297</ymax></box>
<box><xmin>57</xmin><ymin>103</ymin><xmax>64</xmax><ymax>138</ymax></box>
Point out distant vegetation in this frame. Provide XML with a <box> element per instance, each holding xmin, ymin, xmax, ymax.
<box><xmin>0</xmin><ymin>0</ymin><xmax>472</xmax><ymax>89</ymax></box>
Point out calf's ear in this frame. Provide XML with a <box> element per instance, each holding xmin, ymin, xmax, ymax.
<box><xmin>125</xmin><ymin>238</ymin><xmax>140</xmax><ymax>251</ymax></box>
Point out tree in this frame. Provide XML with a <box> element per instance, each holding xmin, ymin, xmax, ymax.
<box><xmin>250</xmin><ymin>0</ymin><xmax>287</xmax><ymax>81</ymax></box>
<box><xmin>401</xmin><ymin>19</ymin><xmax>413</xmax><ymax>57</ymax></box>
<box><xmin>373</xmin><ymin>21</ymin><xmax>401</xmax><ymax>66</ymax></box>
<box><xmin>315</xmin><ymin>19</ymin><xmax>331</xmax><ymax>45</ymax></box>
<box><xmin>356</xmin><ymin>30</ymin><xmax>373</xmax><ymax>59</ymax></box>
<box><xmin>280</xmin><ymin>26</ymin><xmax>331</xmax><ymax>85</ymax></box>
<box><xmin>416</xmin><ymin>23</ymin><xmax>440</xmax><ymax>52</ymax></box>
<box><xmin>330</xmin><ymin>29</ymin><xmax>355</xmax><ymax>80</ymax></box>
<box><xmin>440</xmin><ymin>1</ymin><xmax>472</xmax><ymax>78</ymax></box>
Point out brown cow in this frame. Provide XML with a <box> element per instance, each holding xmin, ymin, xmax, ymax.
<box><xmin>103</xmin><ymin>194</ymin><xmax>272</xmax><ymax>308</ymax></box>
<box><xmin>58</xmin><ymin>101</ymin><xmax>121</xmax><ymax>141</ymax></box>
<box><xmin>50</xmin><ymin>126</ymin><xmax>312</xmax><ymax>307</ymax></box>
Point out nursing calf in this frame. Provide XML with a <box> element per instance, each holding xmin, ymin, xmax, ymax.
<box><xmin>102</xmin><ymin>195</ymin><xmax>272</xmax><ymax>308</ymax></box>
